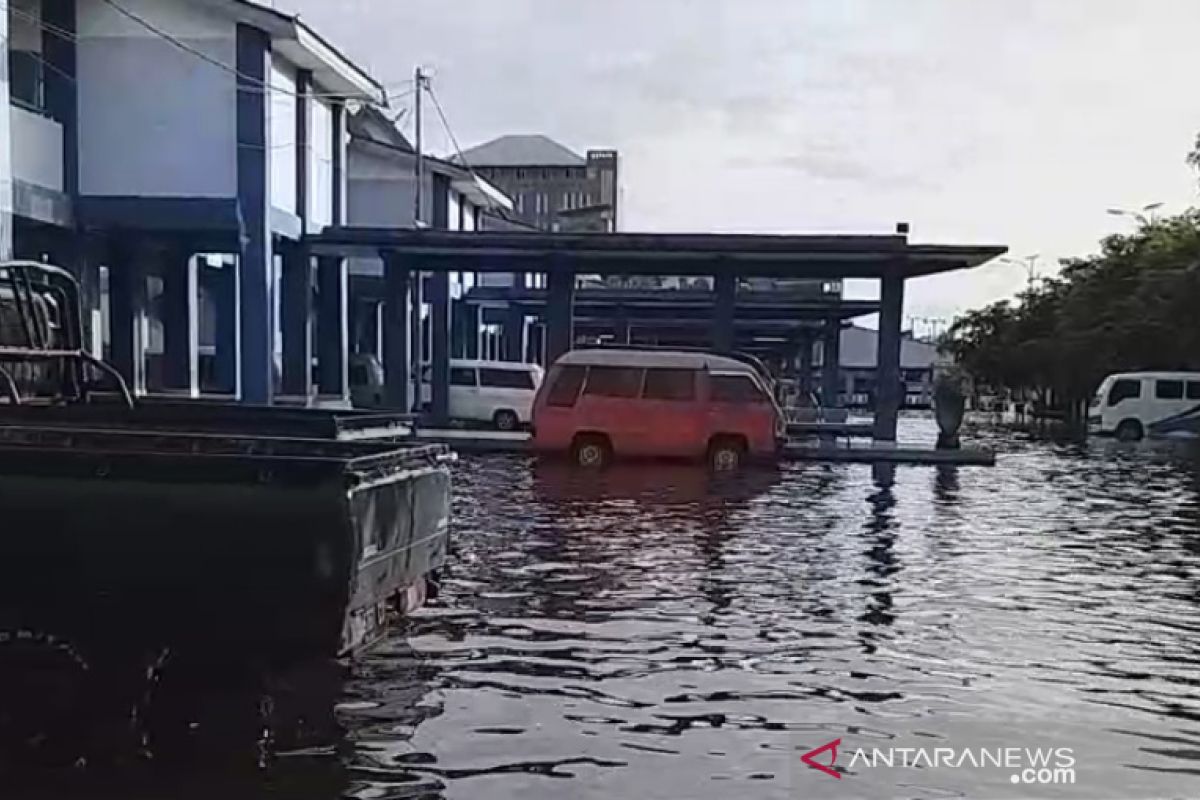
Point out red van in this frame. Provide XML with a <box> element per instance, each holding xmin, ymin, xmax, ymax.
<box><xmin>532</xmin><ymin>348</ymin><xmax>785</xmax><ymax>470</ymax></box>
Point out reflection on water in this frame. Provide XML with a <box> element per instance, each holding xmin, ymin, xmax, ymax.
<box><xmin>3</xmin><ymin>417</ymin><xmax>1200</xmax><ymax>799</ymax></box>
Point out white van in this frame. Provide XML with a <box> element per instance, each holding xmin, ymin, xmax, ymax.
<box><xmin>421</xmin><ymin>360</ymin><xmax>544</xmax><ymax>430</ymax></box>
<box><xmin>1088</xmin><ymin>372</ymin><xmax>1200</xmax><ymax>441</ymax></box>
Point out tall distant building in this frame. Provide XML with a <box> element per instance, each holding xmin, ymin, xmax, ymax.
<box><xmin>457</xmin><ymin>135</ymin><xmax>619</xmax><ymax>232</ymax></box>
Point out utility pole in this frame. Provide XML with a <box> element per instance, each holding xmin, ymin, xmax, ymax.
<box><xmin>413</xmin><ymin>66</ymin><xmax>428</xmax><ymax>227</ymax></box>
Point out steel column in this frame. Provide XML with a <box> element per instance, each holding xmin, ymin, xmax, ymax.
<box><xmin>502</xmin><ymin>304</ymin><xmax>524</xmax><ymax>361</ymax></box>
<box><xmin>797</xmin><ymin>330</ymin><xmax>814</xmax><ymax>397</ymax></box>
<box><xmin>316</xmin><ymin>256</ymin><xmax>348</xmax><ymax>398</ymax></box>
<box><xmin>280</xmin><ymin>243</ymin><xmax>313</xmax><ymax>397</ymax></box>
<box><xmin>545</xmin><ymin>267</ymin><xmax>575</xmax><ymax>364</ymax></box>
<box><xmin>873</xmin><ymin>269</ymin><xmax>905</xmax><ymax>442</ymax></box>
<box><xmin>713</xmin><ymin>272</ymin><xmax>735</xmax><ymax>353</ymax></box>
<box><xmin>821</xmin><ymin>318</ymin><xmax>841</xmax><ymax>408</ymax></box>
<box><xmin>236</xmin><ymin>24</ymin><xmax>273</xmax><ymax>405</ymax></box>
<box><xmin>205</xmin><ymin>258</ymin><xmax>240</xmax><ymax>396</ymax></box>
<box><xmin>107</xmin><ymin>242</ymin><xmax>147</xmax><ymax>395</ymax></box>
<box><xmin>383</xmin><ymin>253</ymin><xmax>410</xmax><ymax>411</ymax></box>
<box><xmin>430</xmin><ymin>270</ymin><xmax>451</xmax><ymax>424</ymax></box>
<box><xmin>162</xmin><ymin>249</ymin><xmax>199</xmax><ymax>396</ymax></box>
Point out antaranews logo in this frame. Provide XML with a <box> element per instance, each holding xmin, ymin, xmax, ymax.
<box><xmin>800</xmin><ymin>738</ymin><xmax>842</xmax><ymax>780</ymax></box>
<box><xmin>801</xmin><ymin>739</ymin><xmax>1076</xmax><ymax>787</ymax></box>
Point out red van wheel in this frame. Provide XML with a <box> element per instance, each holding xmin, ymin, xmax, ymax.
<box><xmin>571</xmin><ymin>435</ymin><xmax>612</xmax><ymax>469</ymax></box>
<box><xmin>708</xmin><ymin>437</ymin><xmax>747</xmax><ymax>472</ymax></box>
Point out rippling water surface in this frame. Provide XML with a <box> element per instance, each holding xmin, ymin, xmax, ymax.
<box><xmin>12</xmin><ymin>419</ymin><xmax>1200</xmax><ymax>799</ymax></box>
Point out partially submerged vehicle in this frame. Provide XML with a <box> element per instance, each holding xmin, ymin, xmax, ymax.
<box><xmin>532</xmin><ymin>346</ymin><xmax>786</xmax><ymax>470</ymax></box>
<box><xmin>0</xmin><ymin>262</ymin><xmax>452</xmax><ymax>664</ymax></box>
<box><xmin>1088</xmin><ymin>371</ymin><xmax>1200</xmax><ymax>441</ymax></box>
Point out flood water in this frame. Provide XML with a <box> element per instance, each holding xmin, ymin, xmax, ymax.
<box><xmin>6</xmin><ymin>417</ymin><xmax>1200</xmax><ymax>799</ymax></box>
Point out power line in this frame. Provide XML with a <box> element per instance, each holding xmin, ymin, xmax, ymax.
<box><xmin>425</xmin><ymin>82</ymin><xmax>494</xmax><ymax>208</ymax></box>
<box><xmin>6</xmin><ymin>1</ymin><xmax>413</xmax><ymax>103</ymax></box>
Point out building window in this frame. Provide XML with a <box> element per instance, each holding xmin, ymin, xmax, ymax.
<box><xmin>1188</xmin><ymin>381</ymin><xmax>1200</xmax><ymax>400</ymax></box>
<box><xmin>9</xmin><ymin>0</ymin><xmax>45</xmax><ymax>112</ymax></box>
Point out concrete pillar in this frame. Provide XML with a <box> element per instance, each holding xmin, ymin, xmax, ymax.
<box><xmin>382</xmin><ymin>253</ymin><xmax>410</xmax><ymax>411</ymax></box>
<box><xmin>713</xmin><ymin>272</ymin><xmax>735</xmax><ymax>353</ymax></box>
<box><xmin>236</xmin><ymin>24</ymin><xmax>273</xmax><ymax>405</ymax></box>
<box><xmin>429</xmin><ymin>269</ymin><xmax>451</xmax><ymax>424</ymax></box>
<box><xmin>545</xmin><ymin>267</ymin><xmax>575</xmax><ymax>364</ymax></box>
<box><xmin>502</xmin><ymin>304</ymin><xmax>524</xmax><ymax>361</ymax></box>
<box><xmin>821</xmin><ymin>318</ymin><xmax>841</xmax><ymax>408</ymax></box>
<box><xmin>107</xmin><ymin>242</ymin><xmax>147</xmax><ymax>395</ymax></box>
<box><xmin>280</xmin><ymin>244</ymin><xmax>313</xmax><ymax>398</ymax></box>
<box><xmin>316</xmin><ymin>256</ymin><xmax>348</xmax><ymax>398</ymax></box>
<box><xmin>162</xmin><ymin>249</ymin><xmax>199</xmax><ymax>396</ymax></box>
<box><xmin>873</xmin><ymin>270</ymin><xmax>905</xmax><ymax>442</ymax></box>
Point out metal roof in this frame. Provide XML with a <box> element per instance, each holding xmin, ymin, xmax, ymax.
<box><xmin>310</xmin><ymin>229</ymin><xmax>1007</xmax><ymax>279</ymax></box>
<box><xmin>556</xmin><ymin>348</ymin><xmax>757</xmax><ymax>373</ymax></box>
<box><xmin>457</xmin><ymin>135</ymin><xmax>587</xmax><ymax>167</ymax></box>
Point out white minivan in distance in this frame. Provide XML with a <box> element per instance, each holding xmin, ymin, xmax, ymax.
<box><xmin>421</xmin><ymin>360</ymin><xmax>544</xmax><ymax>431</ymax></box>
<box><xmin>1088</xmin><ymin>371</ymin><xmax>1200</xmax><ymax>441</ymax></box>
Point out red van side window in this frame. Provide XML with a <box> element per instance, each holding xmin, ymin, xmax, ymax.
<box><xmin>643</xmin><ymin>368</ymin><xmax>696</xmax><ymax>401</ymax></box>
<box><xmin>546</xmin><ymin>366</ymin><xmax>586</xmax><ymax>407</ymax></box>
<box><xmin>711</xmin><ymin>374</ymin><xmax>768</xmax><ymax>403</ymax></box>
<box><xmin>583</xmin><ymin>366</ymin><xmax>644</xmax><ymax>398</ymax></box>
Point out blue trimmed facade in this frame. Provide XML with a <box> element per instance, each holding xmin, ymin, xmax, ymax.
<box><xmin>3</xmin><ymin>0</ymin><xmax>380</xmax><ymax>404</ymax></box>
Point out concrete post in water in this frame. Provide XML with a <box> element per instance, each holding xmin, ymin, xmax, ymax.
<box><xmin>162</xmin><ymin>247</ymin><xmax>200</xmax><ymax>397</ymax></box>
<box><xmin>280</xmin><ymin>243</ymin><xmax>313</xmax><ymax>398</ymax></box>
<box><xmin>821</xmin><ymin>318</ymin><xmax>841</xmax><ymax>408</ymax></box>
<box><xmin>546</xmin><ymin>264</ymin><xmax>575</xmax><ymax>365</ymax></box>
<box><xmin>382</xmin><ymin>251</ymin><xmax>410</xmax><ymax>410</ymax></box>
<box><xmin>713</xmin><ymin>271</ymin><xmax>736</xmax><ymax>353</ymax></box>
<box><xmin>873</xmin><ymin>267</ymin><xmax>905</xmax><ymax>443</ymax></box>
<box><xmin>934</xmin><ymin>366</ymin><xmax>967</xmax><ymax>449</ymax></box>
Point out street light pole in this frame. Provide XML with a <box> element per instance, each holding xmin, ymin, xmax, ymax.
<box><xmin>1002</xmin><ymin>254</ymin><xmax>1041</xmax><ymax>291</ymax></box>
<box><xmin>1106</xmin><ymin>202</ymin><xmax>1163</xmax><ymax>227</ymax></box>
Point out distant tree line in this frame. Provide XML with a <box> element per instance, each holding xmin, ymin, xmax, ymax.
<box><xmin>941</xmin><ymin>205</ymin><xmax>1200</xmax><ymax>423</ymax></box>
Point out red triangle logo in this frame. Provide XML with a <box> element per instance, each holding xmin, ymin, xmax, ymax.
<box><xmin>801</xmin><ymin>738</ymin><xmax>842</xmax><ymax>779</ymax></box>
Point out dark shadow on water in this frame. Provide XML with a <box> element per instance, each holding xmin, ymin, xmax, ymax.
<box><xmin>530</xmin><ymin>460</ymin><xmax>783</xmax><ymax>507</ymax></box>
<box><xmin>0</xmin><ymin>649</ymin><xmax>351</xmax><ymax>800</ymax></box>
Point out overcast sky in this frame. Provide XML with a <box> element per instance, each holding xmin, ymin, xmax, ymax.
<box><xmin>286</xmin><ymin>0</ymin><xmax>1200</xmax><ymax>328</ymax></box>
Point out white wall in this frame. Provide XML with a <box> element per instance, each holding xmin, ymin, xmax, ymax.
<box><xmin>269</xmin><ymin>58</ymin><xmax>297</xmax><ymax>215</ymax></box>
<box><xmin>76</xmin><ymin>0</ymin><xmax>238</xmax><ymax>198</ymax></box>
<box><xmin>10</xmin><ymin>106</ymin><xmax>64</xmax><ymax>191</ymax></box>
<box><xmin>308</xmin><ymin>98</ymin><xmax>334</xmax><ymax>230</ymax></box>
